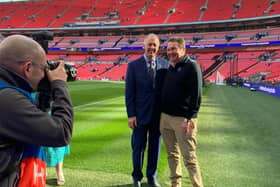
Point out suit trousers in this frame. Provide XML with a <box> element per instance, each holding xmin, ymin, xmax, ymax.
<box><xmin>160</xmin><ymin>113</ymin><xmax>203</xmax><ymax>187</ymax></box>
<box><xmin>131</xmin><ymin>123</ymin><xmax>161</xmax><ymax>182</ymax></box>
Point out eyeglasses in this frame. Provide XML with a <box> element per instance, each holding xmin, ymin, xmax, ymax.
<box><xmin>31</xmin><ymin>62</ymin><xmax>49</xmax><ymax>72</ymax></box>
<box><xmin>16</xmin><ymin>60</ymin><xmax>49</xmax><ymax>72</ymax></box>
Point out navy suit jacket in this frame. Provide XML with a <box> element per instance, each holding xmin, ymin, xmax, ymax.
<box><xmin>125</xmin><ymin>56</ymin><xmax>168</xmax><ymax>126</ymax></box>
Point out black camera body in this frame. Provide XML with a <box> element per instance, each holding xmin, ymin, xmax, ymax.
<box><xmin>36</xmin><ymin>60</ymin><xmax>77</xmax><ymax>111</ymax></box>
<box><xmin>47</xmin><ymin>60</ymin><xmax>77</xmax><ymax>81</ymax></box>
<box><xmin>32</xmin><ymin>31</ymin><xmax>77</xmax><ymax>111</ymax></box>
<box><xmin>32</xmin><ymin>31</ymin><xmax>78</xmax><ymax>82</ymax></box>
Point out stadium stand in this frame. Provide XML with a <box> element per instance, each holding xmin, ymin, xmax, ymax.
<box><xmin>235</xmin><ymin>0</ymin><xmax>270</xmax><ymax>19</ymax></box>
<box><xmin>202</xmin><ymin>0</ymin><xmax>236</xmax><ymax>21</ymax></box>
<box><xmin>167</xmin><ymin>0</ymin><xmax>203</xmax><ymax>23</ymax></box>
<box><xmin>1</xmin><ymin>0</ymin><xmax>280</xmax><ymax>28</ymax></box>
<box><xmin>0</xmin><ymin>0</ymin><xmax>280</xmax><ymax>83</ymax></box>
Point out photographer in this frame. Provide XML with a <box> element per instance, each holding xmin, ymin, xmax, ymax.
<box><xmin>0</xmin><ymin>35</ymin><xmax>73</xmax><ymax>186</ymax></box>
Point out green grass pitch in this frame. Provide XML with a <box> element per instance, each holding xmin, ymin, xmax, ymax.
<box><xmin>46</xmin><ymin>81</ymin><xmax>280</xmax><ymax>187</ymax></box>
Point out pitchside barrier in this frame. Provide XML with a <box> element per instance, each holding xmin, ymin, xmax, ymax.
<box><xmin>243</xmin><ymin>82</ymin><xmax>280</xmax><ymax>98</ymax></box>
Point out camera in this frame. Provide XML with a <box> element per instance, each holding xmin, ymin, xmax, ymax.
<box><xmin>32</xmin><ymin>31</ymin><xmax>77</xmax><ymax>111</ymax></box>
<box><xmin>32</xmin><ymin>31</ymin><xmax>77</xmax><ymax>82</ymax></box>
<box><xmin>47</xmin><ymin>60</ymin><xmax>77</xmax><ymax>81</ymax></box>
<box><xmin>36</xmin><ymin>60</ymin><xmax>77</xmax><ymax>111</ymax></box>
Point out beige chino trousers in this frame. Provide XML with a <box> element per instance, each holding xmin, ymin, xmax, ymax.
<box><xmin>160</xmin><ymin>113</ymin><xmax>203</xmax><ymax>187</ymax></box>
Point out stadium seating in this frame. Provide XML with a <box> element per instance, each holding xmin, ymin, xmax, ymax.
<box><xmin>167</xmin><ymin>0</ymin><xmax>203</xmax><ymax>23</ymax></box>
<box><xmin>136</xmin><ymin>0</ymin><xmax>173</xmax><ymax>25</ymax></box>
<box><xmin>1</xmin><ymin>0</ymin><xmax>280</xmax><ymax>28</ymax></box>
<box><xmin>47</xmin><ymin>27</ymin><xmax>280</xmax><ymax>52</ymax></box>
<box><xmin>1</xmin><ymin>0</ymin><xmax>280</xmax><ymax>83</ymax></box>
<box><xmin>268</xmin><ymin>0</ymin><xmax>280</xmax><ymax>16</ymax></box>
<box><xmin>45</xmin><ymin>26</ymin><xmax>280</xmax><ymax>82</ymax></box>
<box><xmin>202</xmin><ymin>0</ymin><xmax>236</xmax><ymax>21</ymax></box>
<box><xmin>235</xmin><ymin>0</ymin><xmax>270</xmax><ymax>19</ymax></box>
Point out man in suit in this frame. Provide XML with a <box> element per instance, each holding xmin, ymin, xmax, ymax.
<box><xmin>125</xmin><ymin>33</ymin><xmax>168</xmax><ymax>187</ymax></box>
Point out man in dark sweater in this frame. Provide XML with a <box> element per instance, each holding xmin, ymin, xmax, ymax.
<box><xmin>160</xmin><ymin>37</ymin><xmax>203</xmax><ymax>187</ymax></box>
<box><xmin>0</xmin><ymin>35</ymin><xmax>73</xmax><ymax>187</ymax></box>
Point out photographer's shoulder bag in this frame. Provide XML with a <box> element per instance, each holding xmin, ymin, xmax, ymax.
<box><xmin>0</xmin><ymin>82</ymin><xmax>46</xmax><ymax>187</ymax></box>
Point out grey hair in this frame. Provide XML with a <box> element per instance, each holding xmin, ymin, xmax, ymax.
<box><xmin>144</xmin><ymin>33</ymin><xmax>159</xmax><ymax>45</ymax></box>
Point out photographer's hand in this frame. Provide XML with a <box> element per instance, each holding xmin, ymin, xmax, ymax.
<box><xmin>47</xmin><ymin>61</ymin><xmax>67</xmax><ymax>82</ymax></box>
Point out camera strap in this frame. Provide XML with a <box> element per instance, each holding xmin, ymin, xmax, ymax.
<box><xmin>0</xmin><ymin>82</ymin><xmax>35</xmax><ymax>104</ymax></box>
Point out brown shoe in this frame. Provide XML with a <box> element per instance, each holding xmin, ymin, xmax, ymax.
<box><xmin>171</xmin><ymin>182</ymin><xmax>181</xmax><ymax>187</ymax></box>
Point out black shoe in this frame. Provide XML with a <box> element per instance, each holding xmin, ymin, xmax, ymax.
<box><xmin>133</xmin><ymin>180</ymin><xmax>141</xmax><ymax>187</ymax></box>
<box><xmin>148</xmin><ymin>180</ymin><xmax>161</xmax><ymax>187</ymax></box>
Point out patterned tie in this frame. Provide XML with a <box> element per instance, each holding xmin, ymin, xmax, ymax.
<box><xmin>149</xmin><ymin>60</ymin><xmax>156</xmax><ymax>89</ymax></box>
<box><xmin>148</xmin><ymin>60</ymin><xmax>156</xmax><ymax>80</ymax></box>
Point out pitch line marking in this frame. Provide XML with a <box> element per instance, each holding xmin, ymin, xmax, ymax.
<box><xmin>74</xmin><ymin>96</ymin><xmax>124</xmax><ymax>110</ymax></box>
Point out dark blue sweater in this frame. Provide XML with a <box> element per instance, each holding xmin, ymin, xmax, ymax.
<box><xmin>161</xmin><ymin>55</ymin><xmax>202</xmax><ymax>120</ymax></box>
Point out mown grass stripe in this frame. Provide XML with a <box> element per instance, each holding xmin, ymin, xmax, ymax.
<box><xmin>74</xmin><ymin>96</ymin><xmax>124</xmax><ymax>111</ymax></box>
<box><xmin>46</xmin><ymin>82</ymin><xmax>280</xmax><ymax>187</ymax></box>
<box><xmin>198</xmin><ymin>85</ymin><xmax>280</xmax><ymax>187</ymax></box>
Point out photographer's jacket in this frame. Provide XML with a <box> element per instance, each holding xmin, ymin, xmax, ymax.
<box><xmin>161</xmin><ymin>55</ymin><xmax>202</xmax><ymax>120</ymax></box>
<box><xmin>0</xmin><ymin>65</ymin><xmax>73</xmax><ymax>186</ymax></box>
